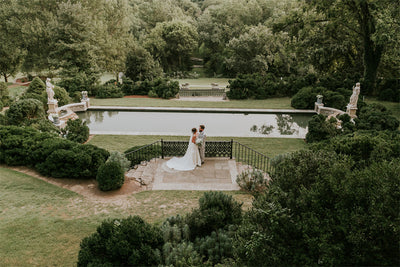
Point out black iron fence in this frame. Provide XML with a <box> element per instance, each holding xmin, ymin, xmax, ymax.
<box><xmin>125</xmin><ymin>139</ymin><xmax>273</xmax><ymax>174</ymax></box>
<box><xmin>232</xmin><ymin>141</ymin><xmax>273</xmax><ymax>174</ymax></box>
<box><xmin>179</xmin><ymin>88</ymin><xmax>226</xmax><ymax>97</ymax></box>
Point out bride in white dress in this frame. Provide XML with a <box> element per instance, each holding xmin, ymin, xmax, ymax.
<box><xmin>166</xmin><ymin>128</ymin><xmax>202</xmax><ymax>171</ymax></box>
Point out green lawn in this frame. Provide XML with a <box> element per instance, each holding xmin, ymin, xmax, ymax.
<box><xmin>0</xmin><ymin>167</ymin><xmax>252</xmax><ymax>266</ymax></box>
<box><xmin>90</xmin><ymin>97</ymin><xmax>293</xmax><ymax>109</ymax></box>
<box><xmin>8</xmin><ymin>85</ymin><xmax>26</xmax><ymax>98</ymax></box>
<box><xmin>88</xmin><ymin>134</ymin><xmax>306</xmax><ymax>158</ymax></box>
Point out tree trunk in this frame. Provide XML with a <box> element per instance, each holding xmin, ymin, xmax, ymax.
<box><xmin>363</xmin><ymin>38</ymin><xmax>382</xmax><ymax>95</ymax></box>
<box><xmin>359</xmin><ymin>2</ymin><xmax>383</xmax><ymax>95</ymax></box>
<box><xmin>3</xmin><ymin>74</ymin><xmax>7</xmax><ymax>83</ymax></box>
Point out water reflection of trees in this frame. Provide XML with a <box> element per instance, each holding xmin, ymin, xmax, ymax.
<box><xmin>107</xmin><ymin>111</ymin><xmax>118</xmax><ymax>117</ymax></box>
<box><xmin>94</xmin><ymin>111</ymin><xmax>104</xmax><ymax>123</ymax></box>
<box><xmin>250</xmin><ymin>124</ymin><xmax>274</xmax><ymax>135</ymax></box>
<box><xmin>276</xmin><ymin>114</ymin><xmax>298</xmax><ymax>135</ymax></box>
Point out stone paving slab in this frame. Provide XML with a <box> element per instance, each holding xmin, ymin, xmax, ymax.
<box><xmin>151</xmin><ymin>158</ymin><xmax>240</xmax><ymax>191</ymax></box>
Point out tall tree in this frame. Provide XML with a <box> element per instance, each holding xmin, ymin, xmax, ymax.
<box><xmin>302</xmin><ymin>0</ymin><xmax>400</xmax><ymax>93</ymax></box>
<box><xmin>95</xmin><ymin>0</ymin><xmax>133</xmax><ymax>81</ymax></box>
<box><xmin>0</xmin><ymin>0</ymin><xmax>26</xmax><ymax>82</ymax></box>
<box><xmin>145</xmin><ymin>20</ymin><xmax>198</xmax><ymax>72</ymax></box>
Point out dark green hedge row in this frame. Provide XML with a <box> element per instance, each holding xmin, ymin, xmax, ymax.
<box><xmin>0</xmin><ymin>126</ymin><xmax>109</xmax><ymax>179</ymax></box>
<box><xmin>121</xmin><ymin>78</ymin><xmax>179</xmax><ymax>99</ymax></box>
<box><xmin>226</xmin><ymin>73</ymin><xmax>357</xmax><ymax>100</ymax></box>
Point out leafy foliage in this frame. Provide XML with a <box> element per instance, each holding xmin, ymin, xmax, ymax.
<box><xmin>0</xmin><ymin>125</ymin><xmax>108</xmax><ymax>178</ymax></box>
<box><xmin>306</xmin><ymin>114</ymin><xmax>340</xmax><ymax>143</ymax></box>
<box><xmin>235</xmin><ymin>150</ymin><xmax>400</xmax><ymax>266</ymax></box>
<box><xmin>125</xmin><ymin>44</ymin><xmax>162</xmax><ymax>82</ymax></box>
<box><xmin>236</xmin><ymin>170</ymin><xmax>268</xmax><ymax>194</ymax></box>
<box><xmin>96</xmin><ymin>161</ymin><xmax>125</xmax><ymax>191</ymax></box>
<box><xmin>5</xmin><ymin>98</ymin><xmax>45</xmax><ymax>125</ymax></box>
<box><xmin>52</xmin><ymin>86</ymin><xmax>71</xmax><ymax>106</ymax></box>
<box><xmin>26</xmin><ymin>77</ymin><xmax>46</xmax><ymax>95</ymax></box>
<box><xmin>107</xmin><ymin>151</ymin><xmax>130</xmax><ymax>172</ymax></box>
<box><xmin>310</xmin><ymin>131</ymin><xmax>400</xmax><ymax>169</ymax></box>
<box><xmin>355</xmin><ymin>103</ymin><xmax>399</xmax><ymax>131</ymax></box>
<box><xmin>61</xmin><ymin>119</ymin><xmax>89</xmax><ymax>144</ymax></box>
<box><xmin>78</xmin><ymin>216</ymin><xmax>163</xmax><ymax>266</ymax></box>
<box><xmin>186</xmin><ymin>191</ymin><xmax>242</xmax><ymax>240</ymax></box>
<box><xmin>94</xmin><ymin>84</ymin><xmax>124</xmax><ymax>99</ymax></box>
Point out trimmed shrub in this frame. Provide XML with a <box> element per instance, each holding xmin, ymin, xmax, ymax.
<box><xmin>152</xmin><ymin>78</ymin><xmax>179</xmax><ymax>99</ymax></box>
<box><xmin>355</xmin><ymin>103</ymin><xmax>399</xmax><ymax>131</ymax></box>
<box><xmin>52</xmin><ymin>86</ymin><xmax>71</xmax><ymax>106</ymax></box>
<box><xmin>107</xmin><ymin>151</ymin><xmax>130</xmax><ymax>172</ymax></box>
<box><xmin>35</xmin><ymin>144</ymin><xmax>108</xmax><ymax>179</ymax></box>
<box><xmin>26</xmin><ymin>77</ymin><xmax>45</xmax><ymax>95</ymax></box>
<box><xmin>310</xmin><ymin>131</ymin><xmax>400</xmax><ymax>169</ymax></box>
<box><xmin>25</xmin><ymin>118</ymin><xmax>60</xmax><ymax>134</ymax></box>
<box><xmin>306</xmin><ymin>114</ymin><xmax>340</xmax><ymax>143</ymax></box>
<box><xmin>236</xmin><ymin>170</ymin><xmax>268</xmax><ymax>194</ymax></box>
<box><xmin>96</xmin><ymin>161</ymin><xmax>125</xmax><ymax>191</ymax></box>
<box><xmin>0</xmin><ymin>126</ymin><xmax>54</xmax><ymax>166</ymax></box>
<box><xmin>77</xmin><ymin>216</ymin><xmax>163</xmax><ymax>266</ymax></box>
<box><xmin>185</xmin><ymin>192</ymin><xmax>242</xmax><ymax>240</ymax></box>
<box><xmin>95</xmin><ymin>84</ymin><xmax>124</xmax><ymax>98</ymax></box>
<box><xmin>5</xmin><ymin>98</ymin><xmax>45</xmax><ymax>125</ymax></box>
<box><xmin>61</xmin><ymin>118</ymin><xmax>89</xmax><ymax>143</ymax></box>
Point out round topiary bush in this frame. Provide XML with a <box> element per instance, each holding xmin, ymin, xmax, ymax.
<box><xmin>96</xmin><ymin>161</ymin><xmax>125</xmax><ymax>191</ymax></box>
<box><xmin>77</xmin><ymin>216</ymin><xmax>163</xmax><ymax>266</ymax></box>
<box><xmin>26</xmin><ymin>77</ymin><xmax>46</xmax><ymax>95</ymax></box>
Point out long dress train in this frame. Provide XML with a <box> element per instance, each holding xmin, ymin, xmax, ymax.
<box><xmin>166</xmin><ymin>135</ymin><xmax>201</xmax><ymax>171</ymax></box>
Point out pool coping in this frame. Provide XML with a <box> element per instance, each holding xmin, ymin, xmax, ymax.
<box><xmin>87</xmin><ymin>106</ymin><xmax>316</xmax><ymax>114</ymax></box>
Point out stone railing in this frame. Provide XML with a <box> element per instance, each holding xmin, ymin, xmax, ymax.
<box><xmin>48</xmin><ymin>92</ymin><xmax>90</xmax><ymax>128</ymax></box>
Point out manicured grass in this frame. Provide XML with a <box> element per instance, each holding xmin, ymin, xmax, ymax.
<box><xmin>88</xmin><ymin>134</ymin><xmax>306</xmax><ymax>158</ymax></box>
<box><xmin>0</xmin><ymin>167</ymin><xmax>252</xmax><ymax>266</ymax></box>
<box><xmin>8</xmin><ymin>85</ymin><xmax>26</xmax><ymax>98</ymax></box>
<box><xmin>90</xmin><ymin>97</ymin><xmax>293</xmax><ymax>109</ymax></box>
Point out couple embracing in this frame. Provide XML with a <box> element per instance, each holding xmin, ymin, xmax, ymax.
<box><xmin>166</xmin><ymin>125</ymin><xmax>206</xmax><ymax>171</ymax></box>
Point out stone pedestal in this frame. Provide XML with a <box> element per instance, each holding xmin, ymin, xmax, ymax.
<box><xmin>346</xmin><ymin>104</ymin><xmax>357</xmax><ymax>118</ymax></box>
<box><xmin>81</xmin><ymin>98</ymin><xmax>90</xmax><ymax>109</ymax></box>
<box><xmin>315</xmin><ymin>102</ymin><xmax>324</xmax><ymax>113</ymax></box>
<box><xmin>47</xmin><ymin>100</ymin><xmax>58</xmax><ymax>114</ymax></box>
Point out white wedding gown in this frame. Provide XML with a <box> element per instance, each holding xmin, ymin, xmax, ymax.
<box><xmin>166</xmin><ymin>135</ymin><xmax>201</xmax><ymax>171</ymax></box>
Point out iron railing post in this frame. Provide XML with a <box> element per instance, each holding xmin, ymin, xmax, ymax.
<box><xmin>161</xmin><ymin>139</ymin><xmax>164</xmax><ymax>159</ymax></box>
<box><xmin>230</xmin><ymin>139</ymin><xmax>233</xmax><ymax>159</ymax></box>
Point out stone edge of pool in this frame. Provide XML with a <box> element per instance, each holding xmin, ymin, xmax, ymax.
<box><xmin>87</xmin><ymin>106</ymin><xmax>316</xmax><ymax>114</ymax></box>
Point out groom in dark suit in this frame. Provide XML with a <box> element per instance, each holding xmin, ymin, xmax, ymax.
<box><xmin>198</xmin><ymin>125</ymin><xmax>206</xmax><ymax>164</ymax></box>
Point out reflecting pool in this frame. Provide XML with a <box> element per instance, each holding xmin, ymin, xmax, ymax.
<box><xmin>78</xmin><ymin>111</ymin><xmax>313</xmax><ymax>138</ymax></box>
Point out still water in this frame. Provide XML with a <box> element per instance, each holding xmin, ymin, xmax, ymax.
<box><xmin>78</xmin><ymin>111</ymin><xmax>313</xmax><ymax>138</ymax></box>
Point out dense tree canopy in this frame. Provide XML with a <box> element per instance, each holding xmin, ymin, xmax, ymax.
<box><xmin>0</xmin><ymin>0</ymin><xmax>398</xmax><ymax>94</ymax></box>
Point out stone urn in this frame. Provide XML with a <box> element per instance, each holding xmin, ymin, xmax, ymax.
<box><xmin>316</xmin><ymin>95</ymin><xmax>323</xmax><ymax>104</ymax></box>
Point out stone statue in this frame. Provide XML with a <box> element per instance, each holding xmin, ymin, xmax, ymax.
<box><xmin>349</xmin><ymin>82</ymin><xmax>360</xmax><ymax>107</ymax></box>
<box><xmin>46</xmin><ymin>78</ymin><xmax>55</xmax><ymax>102</ymax></box>
<box><xmin>81</xmin><ymin>91</ymin><xmax>88</xmax><ymax>100</ymax></box>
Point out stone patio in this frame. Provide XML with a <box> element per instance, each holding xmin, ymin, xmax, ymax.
<box><xmin>127</xmin><ymin>158</ymin><xmax>243</xmax><ymax>191</ymax></box>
